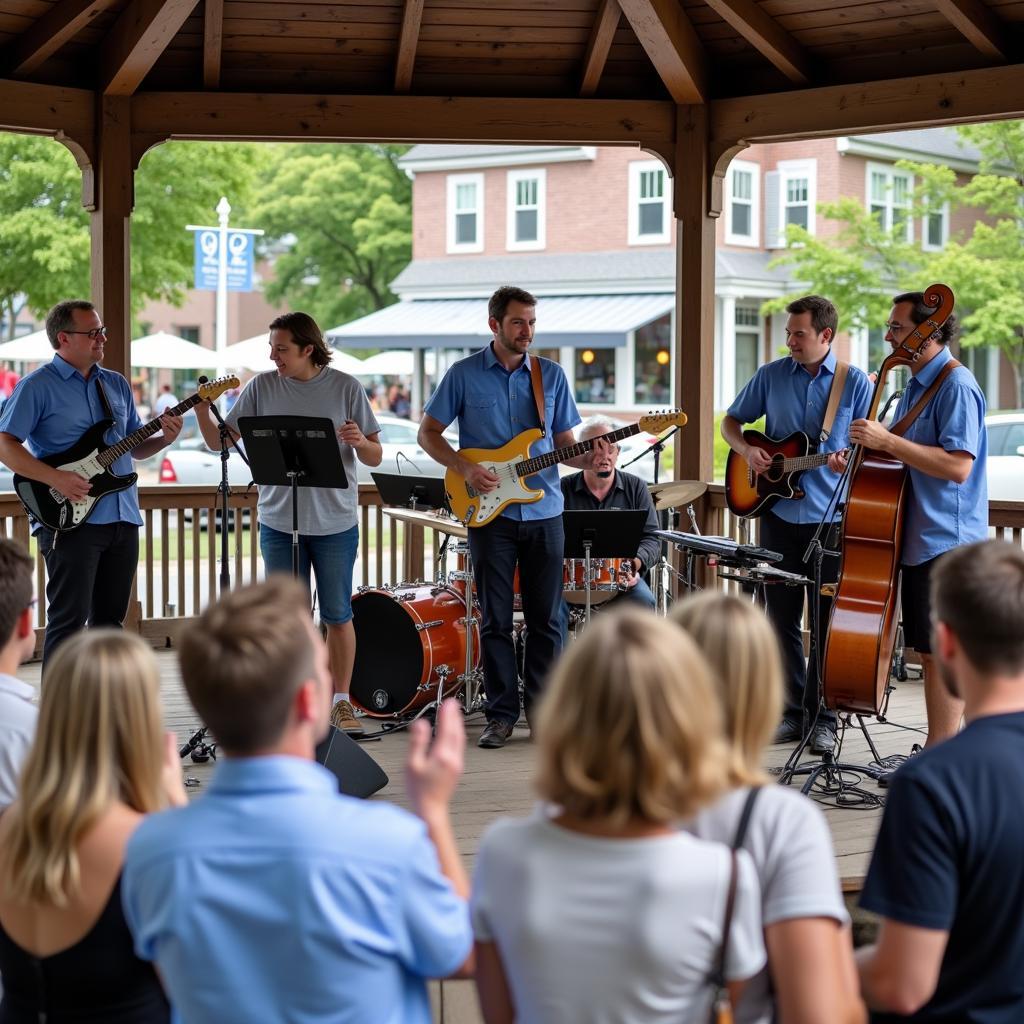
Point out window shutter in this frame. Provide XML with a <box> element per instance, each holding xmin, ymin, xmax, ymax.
<box><xmin>764</xmin><ymin>171</ymin><xmax>781</xmax><ymax>248</ymax></box>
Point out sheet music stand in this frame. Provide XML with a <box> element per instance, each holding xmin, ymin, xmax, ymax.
<box><xmin>371</xmin><ymin>472</ymin><xmax>447</xmax><ymax>511</ymax></box>
<box><xmin>562</xmin><ymin>510</ymin><xmax>647</xmax><ymax>625</ymax></box>
<box><xmin>237</xmin><ymin>416</ymin><xmax>348</xmax><ymax>577</ymax></box>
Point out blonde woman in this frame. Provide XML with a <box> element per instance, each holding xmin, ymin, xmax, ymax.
<box><xmin>472</xmin><ymin>609</ymin><xmax>766</xmax><ymax>1024</ymax></box>
<box><xmin>0</xmin><ymin>631</ymin><xmax>185</xmax><ymax>1023</ymax></box>
<box><xmin>672</xmin><ymin>593</ymin><xmax>865</xmax><ymax>1024</ymax></box>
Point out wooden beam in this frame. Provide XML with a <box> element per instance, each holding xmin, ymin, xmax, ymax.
<box><xmin>130</xmin><ymin>92</ymin><xmax>676</xmax><ymax>149</ymax></box>
<box><xmin>617</xmin><ymin>0</ymin><xmax>706</xmax><ymax>104</ymax></box>
<box><xmin>934</xmin><ymin>0</ymin><xmax>1009</xmax><ymax>62</ymax></box>
<box><xmin>0</xmin><ymin>77</ymin><xmax>95</xmax><ymax>139</ymax></box>
<box><xmin>702</xmin><ymin>0</ymin><xmax>811</xmax><ymax>85</ymax></box>
<box><xmin>101</xmin><ymin>0</ymin><xmax>200</xmax><ymax>96</ymax></box>
<box><xmin>202</xmin><ymin>0</ymin><xmax>223</xmax><ymax>90</ymax></box>
<box><xmin>4</xmin><ymin>0</ymin><xmax>112</xmax><ymax>78</ymax></box>
<box><xmin>711</xmin><ymin>64</ymin><xmax>1024</xmax><ymax>147</ymax></box>
<box><xmin>580</xmin><ymin>0</ymin><xmax>620</xmax><ymax>98</ymax></box>
<box><xmin>393</xmin><ymin>0</ymin><xmax>425</xmax><ymax>94</ymax></box>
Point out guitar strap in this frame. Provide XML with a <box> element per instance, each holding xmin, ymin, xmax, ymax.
<box><xmin>889</xmin><ymin>359</ymin><xmax>960</xmax><ymax>438</ymax></box>
<box><xmin>94</xmin><ymin>375</ymin><xmax>115</xmax><ymax>420</ymax></box>
<box><xmin>819</xmin><ymin>360</ymin><xmax>849</xmax><ymax>444</ymax></box>
<box><xmin>529</xmin><ymin>356</ymin><xmax>546</xmax><ymax>437</ymax></box>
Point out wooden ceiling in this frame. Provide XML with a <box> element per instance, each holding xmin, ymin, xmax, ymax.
<box><xmin>1</xmin><ymin>0</ymin><xmax>1022</xmax><ymax>105</ymax></box>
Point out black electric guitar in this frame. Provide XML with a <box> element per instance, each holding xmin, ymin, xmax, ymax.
<box><xmin>14</xmin><ymin>375</ymin><xmax>238</xmax><ymax>531</ymax></box>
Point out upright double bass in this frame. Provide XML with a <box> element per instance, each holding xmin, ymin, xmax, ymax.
<box><xmin>822</xmin><ymin>284</ymin><xmax>955</xmax><ymax>715</ymax></box>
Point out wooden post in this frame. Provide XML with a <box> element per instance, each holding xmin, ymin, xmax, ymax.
<box><xmin>90</xmin><ymin>94</ymin><xmax>133</xmax><ymax>378</ymax></box>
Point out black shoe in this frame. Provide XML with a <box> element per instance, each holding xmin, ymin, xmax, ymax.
<box><xmin>810</xmin><ymin>723</ymin><xmax>836</xmax><ymax>755</ymax></box>
<box><xmin>478</xmin><ymin>720</ymin><xmax>514</xmax><ymax>749</ymax></box>
<box><xmin>772</xmin><ymin>719</ymin><xmax>803</xmax><ymax>745</ymax></box>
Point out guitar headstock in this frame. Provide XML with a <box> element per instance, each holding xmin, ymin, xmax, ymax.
<box><xmin>638</xmin><ymin>410</ymin><xmax>688</xmax><ymax>433</ymax></box>
<box><xmin>198</xmin><ymin>375</ymin><xmax>240</xmax><ymax>402</ymax></box>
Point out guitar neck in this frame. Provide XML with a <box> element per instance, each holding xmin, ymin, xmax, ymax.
<box><xmin>516</xmin><ymin>422</ymin><xmax>642</xmax><ymax>478</ymax></box>
<box><xmin>781</xmin><ymin>450</ymin><xmax>833</xmax><ymax>473</ymax></box>
<box><xmin>97</xmin><ymin>393</ymin><xmax>208</xmax><ymax>468</ymax></box>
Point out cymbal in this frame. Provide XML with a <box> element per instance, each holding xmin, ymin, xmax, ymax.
<box><xmin>382</xmin><ymin>506</ymin><xmax>468</xmax><ymax>538</ymax></box>
<box><xmin>647</xmin><ymin>480</ymin><xmax>708</xmax><ymax>510</ymax></box>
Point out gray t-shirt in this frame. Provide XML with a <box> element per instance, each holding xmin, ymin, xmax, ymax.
<box><xmin>225</xmin><ymin>367</ymin><xmax>379</xmax><ymax>536</ymax></box>
<box><xmin>688</xmin><ymin>786</ymin><xmax>849</xmax><ymax>1024</ymax></box>
<box><xmin>471</xmin><ymin>808</ymin><xmax>765</xmax><ymax>1024</ymax></box>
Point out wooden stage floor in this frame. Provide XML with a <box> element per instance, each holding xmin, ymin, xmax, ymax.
<box><xmin>16</xmin><ymin>649</ymin><xmax>925</xmax><ymax>1023</ymax></box>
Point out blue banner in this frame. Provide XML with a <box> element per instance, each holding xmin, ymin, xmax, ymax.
<box><xmin>193</xmin><ymin>230</ymin><xmax>255</xmax><ymax>292</ymax></box>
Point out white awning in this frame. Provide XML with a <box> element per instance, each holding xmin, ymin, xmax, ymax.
<box><xmin>327</xmin><ymin>294</ymin><xmax>674</xmax><ymax>350</ymax></box>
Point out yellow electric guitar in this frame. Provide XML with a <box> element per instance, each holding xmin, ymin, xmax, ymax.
<box><xmin>445</xmin><ymin>411</ymin><xmax>688</xmax><ymax>527</ymax></box>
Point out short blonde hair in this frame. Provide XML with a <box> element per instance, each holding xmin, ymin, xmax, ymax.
<box><xmin>671</xmin><ymin>593</ymin><xmax>783</xmax><ymax>785</ymax></box>
<box><xmin>535</xmin><ymin>608</ymin><xmax>728</xmax><ymax>827</ymax></box>
<box><xmin>0</xmin><ymin>631</ymin><xmax>165</xmax><ymax>905</ymax></box>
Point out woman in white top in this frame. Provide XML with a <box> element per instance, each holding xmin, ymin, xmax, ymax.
<box><xmin>471</xmin><ymin>609</ymin><xmax>766</xmax><ymax>1024</ymax></box>
<box><xmin>673</xmin><ymin>593</ymin><xmax>865</xmax><ymax>1024</ymax></box>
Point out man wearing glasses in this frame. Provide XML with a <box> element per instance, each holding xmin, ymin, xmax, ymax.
<box><xmin>0</xmin><ymin>300</ymin><xmax>183</xmax><ymax>670</ymax></box>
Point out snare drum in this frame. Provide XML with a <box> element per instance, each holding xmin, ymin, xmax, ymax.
<box><xmin>350</xmin><ymin>584</ymin><xmax>481</xmax><ymax>717</ymax></box>
<box><xmin>562</xmin><ymin>558</ymin><xmax>632</xmax><ymax>606</ymax></box>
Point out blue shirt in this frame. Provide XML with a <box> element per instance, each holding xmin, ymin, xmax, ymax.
<box><xmin>122</xmin><ymin>757</ymin><xmax>471</xmax><ymax>1024</ymax></box>
<box><xmin>0</xmin><ymin>355</ymin><xmax>145</xmax><ymax>526</ymax></box>
<box><xmin>893</xmin><ymin>345</ymin><xmax>988</xmax><ymax>567</ymax></box>
<box><xmin>424</xmin><ymin>343</ymin><xmax>581</xmax><ymax>521</ymax></box>
<box><xmin>727</xmin><ymin>350</ymin><xmax>873</xmax><ymax>524</ymax></box>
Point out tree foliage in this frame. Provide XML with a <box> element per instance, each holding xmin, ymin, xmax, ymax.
<box><xmin>251</xmin><ymin>144</ymin><xmax>412</xmax><ymax>330</ymax></box>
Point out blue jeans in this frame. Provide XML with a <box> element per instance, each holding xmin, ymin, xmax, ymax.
<box><xmin>259</xmin><ymin>523</ymin><xmax>359</xmax><ymax>625</ymax></box>
<box><xmin>468</xmin><ymin>515</ymin><xmax>564</xmax><ymax>727</ymax></box>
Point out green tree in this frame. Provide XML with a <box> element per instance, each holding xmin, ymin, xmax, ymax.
<box><xmin>251</xmin><ymin>144</ymin><xmax>412</xmax><ymax>330</ymax></box>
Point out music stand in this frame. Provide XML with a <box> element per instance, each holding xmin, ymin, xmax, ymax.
<box><xmin>237</xmin><ymin>416</ymin><xmax>348</xmax><ymax>577</ymax></box>
<box><xmin>563</xmin><ymin>510</ymin><xmax>647</xmax><ymax>625</ymax></box>
<box><xmin>372</xmin><ymin>472</ymin><xmax>447</xmax><ymax>511</ymax></box>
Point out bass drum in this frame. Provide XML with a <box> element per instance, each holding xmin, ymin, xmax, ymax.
<box><xmin>350</xmin><ymin>584</ymin><xmax>480</xmax><ymax>718</ymax></box>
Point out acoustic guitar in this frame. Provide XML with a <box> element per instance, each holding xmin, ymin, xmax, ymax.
<box><xmin>445</xmin><ymin>412</ymin><xmax>688</xmax><ymax>527</ymax></box>
<box><xmin>724</xmin><ymin>429</ymin><xmax>841</xmax><ymax>518</ymax></box>
<box><xmin>14</xmin><ymin>374</ymin><xmax>238</xmax><ymax>532</ymax></box>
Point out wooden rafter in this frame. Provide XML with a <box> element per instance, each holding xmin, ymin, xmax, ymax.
<box><xmin>4</xmin><ymin>0</ymin><xmax>112</xmax><ymax>78</ymax></box>
<box><xmin>702</xmin><ymin>0</ymin><xmax>811</xmax><ymax>85</ymax></box>
<box><xmin>101</xmin><ymin>0</ymin><xmax>201</xmax><ymax>96</ymax></box>
<box><xmin>617</xmin><ymin>0</ymin><xmax>706</xmax><ymax>104</ymax></box>
<box><xmin>934</xmin><ymin>0</ymin><xmax>1008</xmax><ymax>61</ymax></box>
<box><xmin>394</xmin><ymin>0</ymin><xmax>425</xmax><ymax>94</ymax></box>
<box><xmin>580</xmin><ymin>0</ymin><xmax>621</xmax><ymax>98</ymax></box>
<box><xmin>0</xmin><ymin>78</ymin><xmax>95</xmax><ymax>138</ymax></box>
<box><xmin>203</xmin><ymin>0</ymin><xmax>224</xmax><ymax>90</ymax></box>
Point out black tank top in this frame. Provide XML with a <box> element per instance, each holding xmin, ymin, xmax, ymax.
<box><xmin>0</xmin><ymin>875</ymin><xmax>170</xmax><ymax>1024</ymax></box>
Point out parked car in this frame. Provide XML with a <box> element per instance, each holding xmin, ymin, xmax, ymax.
<box><xmin>557</xmin><ymin>418</ymin><xmax>664</xmax><ymax>482</ymax></box>
<box><xmin>986</xmin><ymin>411</ymin><xmax>1024</xmax><ymax>502</ymax></box>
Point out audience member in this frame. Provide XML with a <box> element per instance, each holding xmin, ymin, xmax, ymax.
<box><xmin>0</xmin><ymin>631</ymin><xmax>185</xmax><ymax>1023</ymax></box>
<box><xmin>152</xmin><ymin>384</ymin><xmax>178</xmax><ymax>416</ymax></box>
<box><xmin>0</xmin><ymin>539</ymin><xmax>38</xmax><ymax>814</ymax></box>
<box><xmin>673</xmin><ymin>592</ymin><xmax>865</xmax><ymax>1024</ymax></box>
<box><xmin>122</xmin><ymin>577</ymin><xmax>472</xmax><ymax>1024</ymax></box>
<box><xmin>857</xmin><ymin>539</ymin><xmax>1024</xmax><ymax>1021</ymax></box>
<box><xmin>472</xmin><ymin>609</ymin><xmax>765</xmax><ymax>1023</ymax></box>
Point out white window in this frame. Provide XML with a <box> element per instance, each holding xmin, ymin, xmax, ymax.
<box><xmin>628</xmin><ymin>160</ymin><xmax>670</xmax><ymax>245</ymax></box>
<box><xmin>725</xmin><ymin>160</ymin><xmax>760</xmax><ymax>246</ymax></box>
<box><xmin>506</xmin><ymin>168</ymin><xmax>545</xmax><ymax>251</ymax></box>
<box><xmin>765</xmin><ymin>159</ymin><xmax>816</xmax><ymax>248</ymax></box>
<box><xmin>922</xmin><ymin>203</ymin><xmax>949</xmax><ymax>251</ymax></box>
<box><xmin>446</xmin><ymin>173</ymin><xmax>484</xmax><ymax>253</ymax></box>
<box><xmin>867</xmin><ymin>163</ymin><xmax>913</xmax><ymax>242</ymax></box>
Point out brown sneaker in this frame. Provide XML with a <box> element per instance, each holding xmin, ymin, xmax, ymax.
<box><xmin>330</xmin><ymin>699</ymin><xmax>365</xmax><ymax>737</ymax></box>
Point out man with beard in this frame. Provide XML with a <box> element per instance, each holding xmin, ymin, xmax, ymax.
<box><xmin>418</xmin><ymin>286</ymin><xmax>582</xmax><ymax>749</ymax></box>
<box><xmin>857</xmin><ymin>540</ymin><xmax>1024</xmax><ymax>1022</ymax></box>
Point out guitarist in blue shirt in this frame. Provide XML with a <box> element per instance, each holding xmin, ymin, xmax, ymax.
<box><xmin>0</xmin><ymin>300</ymin><xmax>182</xmax><ymax>671</ymax></box>
<box><xmin>419</xmin><ymin>287</ymin><xmax>583</xmax><ymax>749</ymax></box>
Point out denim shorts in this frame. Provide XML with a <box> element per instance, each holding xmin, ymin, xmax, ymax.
<box><xmin>259</xmin><ymin>523</ymin><xmax>359</xmax><ymax>625</ymax></box>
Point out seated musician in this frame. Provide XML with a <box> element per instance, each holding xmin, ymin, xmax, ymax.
<box><xmin>560</xmin><ymin>416</ymin><xmax>661</xmax><ymax>613</ymax></box>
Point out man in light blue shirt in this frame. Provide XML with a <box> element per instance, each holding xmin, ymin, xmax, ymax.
<box><xmin>723</xmin><ymin>296</ymin><xmax>872</xmax><ymax>751</ymax></box>
<box><xmin>419</xmin><ymin>286</ymin><xmax>582</xmax><ymax>748</ymax></box>
<box><xmin>122</xmin><ymin>577</ymin><xmax>472</xmax><ymax>1024</ymax></box>
<box><xmin>850</xmin><ymin>292</ymin><xmax>987</xmax><ymax>750</ymax></box>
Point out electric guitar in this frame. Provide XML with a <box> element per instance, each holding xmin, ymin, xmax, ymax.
<box><xmin>14</xmin><ymin>375</ymin><xmax>239</xmax><ymax>532</ymax></box>
<box><xmin>446</xmin><ymin>411</ymin><xmax>688</xmax><ymax>527</ymax></box>
<box><xmin>724</xmin><ymin>428</ymin><xmax>845</xmax><ymax>518</ymax></box>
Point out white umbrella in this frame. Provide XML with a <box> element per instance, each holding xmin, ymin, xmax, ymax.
<box><xmin>353</xmin><ymin>350</ymin><xmax>414</xmax><ymax>377</ymax></box>
<box><xmin>0</xmin><ymin>329</ymin><xmax>52</xmax><ymax>362</ymax></box>
<box><xmin>217</xmin><ymin>332</ymin><xmax>367</xmax><ymax>376</ymax></box>
<box><xmin>131</xmin><ymin>331</ymin><xmax>219</xmax><ymax>369</ymax></box>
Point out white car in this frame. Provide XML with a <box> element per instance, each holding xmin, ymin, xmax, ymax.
<box><xmin>986</xmin><ymin>411</ymin><xmax>1024</xmax><ymax>502</ymax></box>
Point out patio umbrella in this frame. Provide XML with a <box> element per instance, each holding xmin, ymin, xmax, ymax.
<box><xmin>0</xmin><ymin>329</ymin><xmax>52</xmax><ymax>362</ymax></box>
<box><xmin>218</xmin><ymin>332</ymin><xmax>367</xmax><ymax>376</ymax></box>
<box><xmin>131</xmin><ymin>331</ymin><xmax>219</xmax><ymax>369</ymax></box>
<box><xmin>352</xmin><ymin>350</ymin><xmax>414</xmax><ymax>377</ymax></box>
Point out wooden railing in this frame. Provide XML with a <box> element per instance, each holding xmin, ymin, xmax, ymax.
<box><xmin>2</xmin><ymin>483</ymin><xmax>1023</xmax><ymax>655</ymax></box>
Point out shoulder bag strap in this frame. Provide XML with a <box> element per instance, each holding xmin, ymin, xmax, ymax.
<box><xmin>889</xmin><ymin>359</ymin><xmax>960</xmax><ymax>438</ymax></box>
<box><xmin>709</xmin><ymin>849</ymin><xmax>740</xmax><ymax>1000</ymax></box>
<box><xmin>529</xmin><ymin>355</ymin><xmax>546</xmax><ymax>438</ymax></box>
<box><xmin>819</xmin><ymin>360</ymin><xmax>849</xmax><ymax>444</ymax></box>
<box><xmin>732</xmin><ymin>786</ymin><xmax>761</xmax><ymax>850</ymax></box>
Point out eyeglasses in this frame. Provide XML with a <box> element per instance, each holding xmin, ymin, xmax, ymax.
<box><xmin>63</xmin><ymin>327</ymin><xmax>108</xmax><ymax>340</ymax></box>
